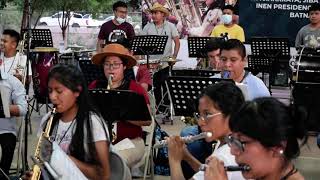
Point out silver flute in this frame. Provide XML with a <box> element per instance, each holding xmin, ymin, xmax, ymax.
<box><xmin>153</xmin><ymin>132</ymin><xmax>213</xmax><ymax>149</ymax></box>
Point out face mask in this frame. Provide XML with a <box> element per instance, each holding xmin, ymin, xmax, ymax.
<box><xmin>116</xmin><ymin>17</ymin><xmax>126</xmax><ymax>24</ymax></box>
<box><xmin>221</xmin><ymin>14</ymin><xmax>232</xmax><ymax>24</ymax></box>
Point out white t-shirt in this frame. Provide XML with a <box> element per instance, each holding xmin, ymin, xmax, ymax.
<box><xmin>192</xmin><ymin>144</ymin><xmax>245</xmax><ymax>180</ymax></box>
<box><xmin>39</xmin><ymin>112</ymin><xmax>109</xmax><ymax>159</ymax></box>
<box><xmin>0</xmin><ymin>52</ymin><xmax>32</xmax><ymax>76</ymax></box>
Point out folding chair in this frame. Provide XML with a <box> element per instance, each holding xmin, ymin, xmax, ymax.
<box><xmin>132</xmin><ymin>92</ymin><xmax>156</xmax><ymax>180</ymax></box>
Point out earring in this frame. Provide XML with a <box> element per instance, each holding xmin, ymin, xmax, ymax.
<box><xmin>279</xmin><ymin>150</ymin><xmax>284</xmax><ymax>154</ymax></box>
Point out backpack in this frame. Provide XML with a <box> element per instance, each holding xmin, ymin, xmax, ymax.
<box><xmin>153</xmin><ymin>124</ymin><xmax>170</xmax><ymax>176</ymax></box>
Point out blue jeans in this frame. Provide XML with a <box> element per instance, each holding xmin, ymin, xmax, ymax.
<box><xmin>180</xmin><ymin>125</ymin><xmax>213</xmax><ymax>179</ymax></box>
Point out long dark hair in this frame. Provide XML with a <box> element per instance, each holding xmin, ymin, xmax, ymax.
<box><xmin>201</xmin><ymin>81</ymin><xmax>245</xmax><ymax>117</ymax></box>
<box><xmin>47</xmin><ymin>64</ymin><xmax>103</xmax><ymax>163</ymax></box>
<box><xmin>230</xmin><ymin>97</ymin><xmax>308</xmax><ymax>161</ymax></box>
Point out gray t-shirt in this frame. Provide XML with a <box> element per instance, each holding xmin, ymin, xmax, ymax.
<box><xmin>140</xmin><ymin>21</ymin><xmax>179</xmax><ymax>59</ymax></box>
<box><xmin>295</xmin><ymin>24</ymin><xmax>320</xmax><ymax>48</ymax></box>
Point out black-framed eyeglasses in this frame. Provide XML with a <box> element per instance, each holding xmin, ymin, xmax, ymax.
<box><xmin>225</xmin><ymin>134</ymin><xmax>251</xmax><ymax>153</ymax></box>
<box><xmin>194</xmin><ymin>112</ymin><xmax>222</xmax><ymax>122</ymax></box>
<box><xmin>103</xmin><ymin>62</ymin><xmax>123</xmax><ymax>69</ymax></box>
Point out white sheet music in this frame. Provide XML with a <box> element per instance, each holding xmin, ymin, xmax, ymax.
<box><xmin>50</xmin><ymin>142</ymin><xmax>88</xmax><ymax>180</ymax></box>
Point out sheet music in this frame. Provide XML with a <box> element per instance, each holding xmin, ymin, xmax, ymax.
<box><xmin>0</xmin><ymin>84</ymin><xmax>11</xmax><ymax>118</ymax></box>
<box><xmin>113</xmin><ymin>138</ymin><xmax>135</xmax><ymax>151</ymax></box>
<box><xmin>50</xmin><ymin>142</ymin><xmax>88</xmax><ymax>180</ymax></box>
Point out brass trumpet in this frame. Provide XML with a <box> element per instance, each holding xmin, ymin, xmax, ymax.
<box><xmin>31</xmin><ymin>108</ymin><xmax>56</xmax><ymax>180</ymax></box>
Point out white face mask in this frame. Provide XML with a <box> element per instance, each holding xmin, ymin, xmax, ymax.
<box><xmin>221</xmin><ymin>14</ymin><xmax>232</xmax><ymax>24</ymax></box>
<box><xmin>116</xmin><ymin>17</ymin><xmax>126</xmax><ymax>24</ymax></box>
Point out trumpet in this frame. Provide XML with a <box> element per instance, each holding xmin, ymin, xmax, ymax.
<box><xmin>31</xmin><ymin>108</ymin><xmax>56</xmax><ymax>180</ymax></box>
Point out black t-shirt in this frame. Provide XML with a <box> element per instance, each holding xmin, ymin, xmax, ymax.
<box><xmin>98</xmin><ymin>20</ymin><xmax>135</xmax><ymax>43</ymax></box>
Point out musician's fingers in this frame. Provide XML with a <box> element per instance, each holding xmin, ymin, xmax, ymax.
<box><xmin>204</xmin><ymin>157</ymin><xmax>227</xmax><ymax>180</ymax></box>
<box><xmin>205</xmin><ymin>155</ymin><xmax>214</xmax><ymax>164</ymax></box>
<box><xmin>167</xmin><ymin>136</ymin><xmax>185</xmax><ymax>162</ymax></box>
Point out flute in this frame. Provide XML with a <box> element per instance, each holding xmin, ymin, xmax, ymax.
<box><xmin>199</xmin><ymin>164</ymin><xmax>251</xmax><ymax>172</ymax></box>
<box><xmin>153</xmin><ymin>132</ymin><xmax>213</xmax><ymax>149</ymax></box>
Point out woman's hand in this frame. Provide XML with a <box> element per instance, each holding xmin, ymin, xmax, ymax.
<box><xmin>167</xmin><ymin>136</ymin><xmax>186</xmax><ymax>164</ymax></box>
<box><xmin>204</xmin><ymin>156</ymin><xmax>228</xmax><ymax>180</ymax></box>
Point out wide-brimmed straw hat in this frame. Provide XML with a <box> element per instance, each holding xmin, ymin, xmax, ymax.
<box><xmin>149</xmin><ymin>3</ymin><xmax>170</xmax><ymax>17</ymax></box>
<box><xmin>91</xmin><ymin>43</ymin><xmax>136</xmax><ymax>68</ymax></box>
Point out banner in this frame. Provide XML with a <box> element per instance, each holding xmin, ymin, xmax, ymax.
<box><xmin>239</xmin><ymin>0</ymin><xmax>318</xmax><ymax>46</ymax></box>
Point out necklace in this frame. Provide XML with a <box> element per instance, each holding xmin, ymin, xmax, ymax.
<box><xmin>154</xmin><ymin>22</ymin><xmax>166</xmax><ymax>35</ymax></box>
<box><xmin>2</xmin><ymin>53</ymin><xmax>17</xmax><ymax>73</ymax></box>
<box><xmin>54</xmin><ymin>119</ymin><xmax>76</xmax><ymax>145</ymax></box>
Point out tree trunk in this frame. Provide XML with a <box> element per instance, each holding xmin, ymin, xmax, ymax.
<box><xmin>20</xmin><ymin>0</ymin><xmax>29</xmax><ymax>34</ymax></box>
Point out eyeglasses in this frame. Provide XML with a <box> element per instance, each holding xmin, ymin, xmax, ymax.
<box><xmin>194</xmin><ymin>112</ymin><xmax>222</xmax><ymax>122</ymax></box>
<box><xmin>103</xmin><ymin>62</ymin><xmax>123</xmax><ymax>69</ymax></box>
<box><xmin>225</xmin><ymin>135</ymin><xmax>252</xmax><ymax>153</ymax></box>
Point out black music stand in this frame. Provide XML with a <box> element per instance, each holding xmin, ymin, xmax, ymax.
<box><xmin>188</xmin><ymin>37</ymin><xmax>214</xmax><ymax>58</ymax></box>
<box><xmin>78</xmin><ymin>60</ymin><xmax>104</xmax><ymax>85</ymax></box>
<box><xmin>166</xmin><ymin>76</ymin><xmax>233</xmax><ymax>116</ymax></box>
<box><xmin>250</xmin><ymin>37</ymin><xmax>291</xmax><ymax>93</ymax></box>
<box><xmin>89</xmin><ymin>89</ymin><xmax>151</xmax><ymax>139</ymax></box>
<box><xmin>22</xmin><ymin>29</ymin><xmax>53</xmax><ymax>49</ymax></box>
<box><xmin>188</xmin><ymin>37</ymin><xmax>223</xmax><ymax>69</ymax></box>
<box><xmin>131</xmin><ymin>35</ymin><xmax>168</xmax><ymax>69</ymax></box>
<box><xmin>171</xmin><ymin>69</ymin><xmax>220</xmax><ymax>77</ymax></box>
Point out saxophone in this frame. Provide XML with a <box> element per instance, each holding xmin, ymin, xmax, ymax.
<box><xmin>107</xmin><ymin>74</ymin><xmax>113</xmax><ymax>90</ymax></box>
<box><xmin>16</xmin><ymin>33</ymin><xmax>27</xmax><ymax>85</ymax></box>
<box><xmin>107</xmin><ymin>75</ymin><xmax>117</xmax><ymax>143</ymax></box>
<box><xmin>31</xmin><ymin>108</ymin><xmax>56</xmax><ymax>180</ymax></box>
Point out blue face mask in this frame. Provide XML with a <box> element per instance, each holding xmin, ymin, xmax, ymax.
<box><xmin>221</xmin><ymin>14</ymin><xmax>232</xmax><ymax>24</ymax></box>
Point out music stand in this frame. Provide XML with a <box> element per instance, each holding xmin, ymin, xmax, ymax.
<box><xmin>171</xmin><ymin>69</ymin><xmax>220</xmax><ymax>77</ymax></box>
<box><xmin>250</xmin><ymin>37</ymin><xmax>291</xmax><ymax>93</ymax></box>
<box><xmin>166</xmin><ymin>76</ymin><xmax>233</xmax><ymax>116</ymax></box>
<box><xmin>89</xmin><ymin>89</ymin><xmax>151</xmax><ymax>138</ymax></box>
<box><xmin>188</xmin><ymin>37</ymin><xmax>215</xmax><ymax>58</ymax></box>
<box><xmin>131</xmin><ymin>35</ymin><xmax>168</xmax><ymax>69</ymax></box>
<box><xmin>78</xmin><ymin>60</ymin><xmax>104</xmax><ymax>85</ymax></box>
<box><xmin>22</xmin><ymin>29</ymin><xmax>53</xmax><ymax>49</ymax></box>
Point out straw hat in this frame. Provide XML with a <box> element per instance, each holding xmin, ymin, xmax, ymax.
<box><xmin>149</xmin><ymin>3</ymin><xmax>170</xmax><ymax>17</ymax></box>
<box><xmin>91</xmin><ymin>43</ymin><xmax>136</xmax><ymax>68</ymax></box>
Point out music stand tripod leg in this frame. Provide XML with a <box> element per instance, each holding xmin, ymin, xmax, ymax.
<box><xmin>165</xmin><ymin>80</ymin><xmax>174</xmax><ymax>125</ymax></box>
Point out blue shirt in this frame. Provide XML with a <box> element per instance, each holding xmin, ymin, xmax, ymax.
<box><xmin>212</xmin><ymin>72</ymin><xmax>270</xmax><ymax>100</ymax></box>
